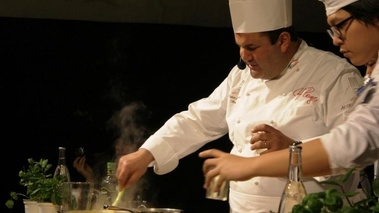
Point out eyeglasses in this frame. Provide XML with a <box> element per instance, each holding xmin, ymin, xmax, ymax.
<box><xmin>327</xmin><ymin>16</ymin><xmax>354</xmax><ymax>40</ymax></box>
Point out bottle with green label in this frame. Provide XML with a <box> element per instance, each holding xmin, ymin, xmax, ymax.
<box><xmin>100</xmin><ymin>162</ymin><xmax>118</xmax><ymax>206</ymax></box>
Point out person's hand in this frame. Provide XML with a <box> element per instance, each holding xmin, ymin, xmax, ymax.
<box><xmin>250</xmin><ymin>123</ymin><xmax>294</xmax><ymax>154</ymax></box>
<box><xmin>116</xmin><ymin>148</ymin><xmax>154</xmax><ymax>190</ymax></box>
<box><xmin>199</xmin><ymin>149</ymin><xmax>255</xmax><ymax>190</ymax></box>
<box><xmin>73</xmin><ymin>156</ymin><xmax>95</xmax><ymax>182</ymax></box>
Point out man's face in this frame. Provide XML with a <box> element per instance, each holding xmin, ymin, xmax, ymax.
<box><xmin>235</xmin><ymin>32</ymin><xmax>286</xmax><ymax>80</ymax></box>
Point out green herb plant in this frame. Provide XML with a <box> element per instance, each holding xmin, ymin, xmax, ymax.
<box><xmin>5</xmin><ymin>158</ymin><xmax>65</xmax><ymax>209</ymax></box>
<box><xmin>291</xmin><ymin>168</ymin><xmax>379</xmax><ymax>213</ymax></box>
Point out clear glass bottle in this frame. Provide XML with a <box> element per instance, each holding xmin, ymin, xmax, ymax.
<box><xmin>53</xmin><ymin>147</ymin><xmax>71</xmax><ymax>182</ymax></box>
<box><xmin>278</xmin><ymin>145</ymin><xmax>307</xmax><ymax>213</ymax></box>
<box><xmin>100</xmin><ymin>162</ymin><xmax>118</xmax><ymax>206</ymax></box>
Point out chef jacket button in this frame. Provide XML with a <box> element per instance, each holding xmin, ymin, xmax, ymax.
<box><xmin>269</xmin><ymin>120</ymin><xmax>276</xmax><ymax>126</ymax></box>
<box><xmin>254</xmin><ymin>181</ymin><xmax>259</xmax><ymax>185</ymax></box>
<box><xmin>246</xmin><ymin>92</ymin><xmax>250</xmax><ymax>96</ymax></box>
<box><xmin>236</xmin><ymin>120</ymin><xmax>241</xmax><ymax>124</ymax></box>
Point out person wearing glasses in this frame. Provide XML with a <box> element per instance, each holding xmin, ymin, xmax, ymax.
<box><xmin>115</xmin><ymin>0</ymin><xmax>365</xmax><ymax>212</ymax></box>
<box><xmin>199</xmin><ymin>0</ymin><xmax>379</xmax><ymax>201</ymax></box>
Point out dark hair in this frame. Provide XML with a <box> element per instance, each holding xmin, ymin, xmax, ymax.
<box><xmin>343</xmin><ymin>0</ymin><xmax>379</xmax><ymax>26</ymax></box>
<box><xmin>262</xmin><ymin>26</ymin><xmax>299</xmax><ymax>44</ymax></box>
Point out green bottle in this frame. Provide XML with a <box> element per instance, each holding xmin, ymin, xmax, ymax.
<box><xmin>100</xmin><ymin>162</ymin><xmax>118</xmax><ymax>206</ymax></box>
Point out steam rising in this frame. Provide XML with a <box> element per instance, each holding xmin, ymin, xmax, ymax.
<box><xmin>100</xmin><ymin>101</ymin><xmax>153</xmax><ymax>208</ymax></box>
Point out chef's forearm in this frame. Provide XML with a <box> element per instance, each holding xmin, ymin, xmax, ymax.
<box><xmin>250</xmin><ymin>139</ymin><xmax>331</xmax><ymax>178</ymax></box>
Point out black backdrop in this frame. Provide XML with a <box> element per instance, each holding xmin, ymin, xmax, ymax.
<box><xmin>1</xmin><ymin>17</ymin><xmax>359</xmax><ymax>213</ymax></box>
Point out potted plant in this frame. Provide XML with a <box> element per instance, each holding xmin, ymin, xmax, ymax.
<box><xmin>290</xmin><ymin>168</ymin><xmax>379</xmax><ymax>213</ymax></box>
<box><xmin>5</xmin><ymin>158</ymin><xmax>65</xmax><ymax>212</ymax></box>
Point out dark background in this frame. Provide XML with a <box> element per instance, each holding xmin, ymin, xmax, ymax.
<box><xmin>1</xmin><ymin>17</ymin><xmax>362</xmax><ymax>213</ymax></box>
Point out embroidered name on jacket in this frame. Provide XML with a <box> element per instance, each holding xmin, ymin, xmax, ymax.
<box><xmin>229</xmin><ymin>86</ymin><xmax>242</xmax><ymax>104</ymax></box>
<box><xmin>293</xmin><ymin>87</ymin><xmax>319</xmax><ymax>104</ymax></box>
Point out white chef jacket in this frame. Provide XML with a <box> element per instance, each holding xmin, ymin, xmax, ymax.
<box><xmin>321</xmin><ymin>50</ymin><xmax>379</xmax><ymax>175</ymax></box>
<box><xmin>141</xmin><ymin>40</ymin><xmax>363</xmax><ymax>212</ymax></box>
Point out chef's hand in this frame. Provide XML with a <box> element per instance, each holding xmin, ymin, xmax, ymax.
<box><xmin>199</xmin><ymin>149</ymin><xmax>255</xmax><ymax>189</ymax></box>
<box><xmin>250</xmin><ymin>123</ymin><xmax>294</xmax><ymax>154</ymax></box>
<box><xmin>116</xmin><ymin>148</ymin><xmax>154</xmax><ymax>191</ymax></box>
<box><xmin>73</xmin><ymin>156</ymin><xmax>95</xmax><ymax>182</ymax></box>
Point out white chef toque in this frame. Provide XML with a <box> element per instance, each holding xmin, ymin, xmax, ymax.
<box><xmin>319</xmin><ymin>0</ymin><xmax>360</xmax><ymax>16</ymax></box>
<box><xmin>229</xmin><ymin>0</ymin><xmax>292</xmax><ymax>33</ymax></box>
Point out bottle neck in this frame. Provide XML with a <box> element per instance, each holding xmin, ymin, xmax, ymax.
<box><xmin>106</xmin><ymin>162</ymin><xmax>116</xmax><ymax>176</ymax></box>
<box><xmin>288</xmin><ymin>146</ymin><xmax>303</xmax><ymax>182</ymax></box>
<box><xmin>58</xmin><ymin>147</ymin><xmax>67</xmax><ymax>165</ymax></box>
<box><xmin>107</xmin><ymin>169</ymin><xmax>115</xmax><ymax>176</ymax></box>
<box><xmin>54</xmin><ymin>147</ymin><xmax>70</xmax><ymax>182</ymax></box>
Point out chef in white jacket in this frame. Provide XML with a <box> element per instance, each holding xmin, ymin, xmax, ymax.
<box><xmin>115</xmin><ymin>0</ymin><xmax>364</xmax><ymax>212</ymax></box>
<box><xmin>200</xmin><ymin>0</ymin><xmax>379</xmax><ymax>208</ymax></box>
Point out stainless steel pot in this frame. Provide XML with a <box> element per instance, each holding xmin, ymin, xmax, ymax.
<box><xmin>63</xmin><ymin>209</ymin><xmax>183</xmax><ymax>213</ymax></box>
<box><xmin>129</xmin><ymin>208</ymin><xmax>183</xmax><ymax>213</ymax></box>
<box><xmin>106</xmin><ymin>205</ymin><xmax>183</xmax><ymax>213</ymax></box>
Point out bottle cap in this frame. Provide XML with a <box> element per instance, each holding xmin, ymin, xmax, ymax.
<box><xmin>107</xmin><ymin>162</ymin><xmax>116</xmax><ymax>170</ymax></box>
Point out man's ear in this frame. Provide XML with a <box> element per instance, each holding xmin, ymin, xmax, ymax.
<box><xmin>278</xmin><ymin>32</ymin><xmax>291</xmax><ymax>52</ymax></box>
